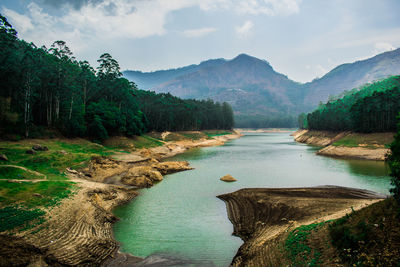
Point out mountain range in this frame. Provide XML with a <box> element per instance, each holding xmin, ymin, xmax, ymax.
<box><xmin>123</xmin><ymin>48</ymin><xmax>400</xmax><ymax>127</ymax></box>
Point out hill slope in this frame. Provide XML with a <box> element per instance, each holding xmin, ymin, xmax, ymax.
<box><xmin>123</xmin><ymin>49</ymin><xmax>400</xmax><ymax>127</ymax></box>
<box><xmin>303</xmin><ymin>48</ymin><xmax>400</xmax><ymax>107</ymax></box>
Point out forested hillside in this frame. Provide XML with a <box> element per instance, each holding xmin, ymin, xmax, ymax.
<box><xmin>0</xmin><ymin>15</ymin><xmax>233</xmax><ymax>141</ymax></box>
<box><xmin>299</xmin><ymin>76</ymin><xmax>400</xmax><ymax>132</ymax></box>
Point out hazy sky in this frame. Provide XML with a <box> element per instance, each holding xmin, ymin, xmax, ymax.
<box><xmin>2</xmin><ymin>0</ymin><xmax>400</xmax><ymax>82</ymax></box>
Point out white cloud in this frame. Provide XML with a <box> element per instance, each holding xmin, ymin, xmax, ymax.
<box><xmin>182</xmin><ymin>27</ymin><xmax>218</xmax><ymax>38</ymax></box>
<box><xmin>237</xmin><ymin>0</ymin><xmax>301</xmax><ymax>15</ymax></box>
<box><xmin>61</xmin><ymin>0</ymin><xmax>194</xmax><ymax>39</ymax></box>
<box><xmin>2</xmin><ymin>7</ymin><xmax>34</xmax><ymax>34</ymax></box>
<box><xmin>236</xmin><ymin>20</ymin><xmax>254</xmax><ymax>38</ymax></box>
<box><xmin>199</xmin><ymin>0</ymin><xmax>301</xmax><ymax>16</ymax></box>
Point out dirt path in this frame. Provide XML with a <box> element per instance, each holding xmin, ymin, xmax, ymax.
<box><xmin>0</xmin><ymin>164</ymin><xmax>47</xmax><ymax>179</ymax></box>
<box><xmin>218</xmin><ymin>186</ymin><xmax>385</xmax><ymax>267</ymax></box>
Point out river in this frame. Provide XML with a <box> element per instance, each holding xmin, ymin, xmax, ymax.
<box><xmin>113</xmin><ymin>132</ymin><xmax>391</xmax><ymax>266</ymax></box>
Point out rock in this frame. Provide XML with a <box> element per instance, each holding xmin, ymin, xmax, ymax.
<box><xmin>220</xmin><ymin>174</ymin><xmax>237</xmax><ymax>182</ymax></box>
<box><xmin>121</xmin><ymin>166</ymin><xmax>163</xmax><ymax>188</ymax></box>
<box><xmin>32</xmin><ymin>144</ymin><xmax>49</xmax><ymax>151</ymax></box>
<box><xmin>26</xmin><ymin>149</ymin><xmax>36</xmax><ymax>154</ymax></box>
<box><xmin>66</xmin><ymin>168</ymin><xmax>78</xmax><ymax>174</ymax></box>
<box><xmin>122</xmin><ymin>176</ymin><xmax>154</xmax><ymax>188</ymax></box>
<box><xmin>0</xmin><ymin>154</ymin><xmax>8</xmax><ymax>161</ymax></box>
<box><xmin>151</xmin><ymin>161</ymin><xmax>193</xmax><ymax>175</ymax></box>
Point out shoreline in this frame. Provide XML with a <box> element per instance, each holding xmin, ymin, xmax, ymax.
<box><xmin>218</xmin><ymin>186</ymin><xmax>386</xmax><ymax>266</ymax></box>
<box><xmin>293</xmin><ymin>129</ymin><xmax>394</xmax><ymax>161</ymax></box>
<box><xmin>0</xmin><ymin>130</ymin><xmax>242</xmax><ymax>266</ymax></box>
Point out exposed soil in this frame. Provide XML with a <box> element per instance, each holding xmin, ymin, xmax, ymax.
<box><xmin>317</xmin><ymin>145</ymin><xmax>389</xmax><ymax>161</ymax></box>
<box><xmin>218</xmin><ymin>186</ymin><xmax>385</xmax><ymax>267</ymax></box>
<box><xmin>294</xmin><ymin>130</ymin><xmax>393</xmax><ymax>160</ymax></box>
<box><xmin>0</xmin><ymin>131</ymin><xmax>241</xmax><ymax>266</ymax></box>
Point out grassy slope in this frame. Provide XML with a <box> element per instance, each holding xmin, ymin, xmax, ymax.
<box><xmin>0</xmin><ymin>139</ymin><xmax>118</xmax><ymax>233</ymax></box>
<box><xmin>332</xmin><ymin>132</ymin><xmax>395</xmax><ymax>149</ymax></box>
<box><xmin>284</xmin><ymin>198</ymin><xmax>400</xmax><ymax>267</ymax></box>
<box><xmin>0</xmin><ymin>131</ymin><xmax>233</xmax><ymax>233</ymax></box>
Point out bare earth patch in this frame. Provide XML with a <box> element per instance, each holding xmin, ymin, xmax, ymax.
<box><xmin>218</xmin><ymin>186</ymin><xmax>385</xmax><ymax>267</ymax></box>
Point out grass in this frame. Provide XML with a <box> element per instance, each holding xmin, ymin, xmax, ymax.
<box><xmin>0</xmin><ymin>206</ymin><xmax>46</xmax><ymax>232</ymax></box>
<box><xmin>0</xmin><ymin>138</ymin><xmax>117</xmax><ymax>232</ymax></box>
<box><xmin>179</xmin><ymin>132</ymin><xmax>208</xmax><ymax>140</ymax></box>
<box><xmin>329</xmin><ymin>198</ymin><xmax>400</xmax><ymax>266</ymax></box>
<box><xmin>204</xmin><ymin>130</ymin><xmax>233</xmax><ymax>137</ymax></box>
<box><xmin>131</xmin><ymin>135</ymin><xmax>164</xmax><ymax>148</ymax></box>
<box><xmin>103</xmin><ymin>135</ymin><xmax>163</xmax><ymax>150</ymax></box>
<box><xmin>0</xmin><ymin>166</ymin><xmax>43</xmax><ymax>180</ymax></box>
<box><xmin>285</xmin><ymin>222</ymin><xmax>326</xmax><ymax>267</ymax></box>
<box><xmin>332</xmin><ymin>132</ymin><xmax>394</xmax><ymax>148</ymax></box>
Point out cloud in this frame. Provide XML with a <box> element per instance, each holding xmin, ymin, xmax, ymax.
<box><xmin>236</xmin><ymin>20</ymin><xmax>254</xmax><ymax>38</ymax></box>
<box><xmin>198</xmin><ymin>0</ymin><xmax>301</xmax><ymax>16</ymax></box>
<box><xmin>182</xmin><ymin>27</ymin><xmax>218</xmax><ymax>38</ymax></box>
<box><xmin>41</xmin><ymin>0</ymin><xmax>107</xmax><ymax>10</ymax></box>
<box><xmin>2</xmin><ymin>7</ymin><xmax>34</xmax><ymax>34</ymax></box>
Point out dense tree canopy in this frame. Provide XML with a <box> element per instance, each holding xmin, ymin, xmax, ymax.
<box><xmin>0</xmin><ymin>15</ymin><xmax>233</xmax><ymax>140</ymax></box>
<box><xmin>300</xmin><ymin>76</ymin><xmax>400</xmax><ymax>132</ymax></box>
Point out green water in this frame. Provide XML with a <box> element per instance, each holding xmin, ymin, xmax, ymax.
<box><xmin>113</xmin><ymin>132</ymin><xmax>391</xmax><ymax>266</ymax></box>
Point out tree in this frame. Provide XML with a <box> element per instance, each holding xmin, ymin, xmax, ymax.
<box><xmin>389</xmin><ymin>114</ymin><xmax>400</xmax><ymax>204</ymax></box>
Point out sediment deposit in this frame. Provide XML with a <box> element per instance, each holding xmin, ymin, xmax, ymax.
<box><xmin>218</xmin><ymin>186</ymin><xmax>385</xmax><ymax>267</ymax></box>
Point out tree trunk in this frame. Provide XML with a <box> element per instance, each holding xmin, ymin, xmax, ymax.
<box><xmin>24</xmin><ymin>76</ymin><xmax>31</xmax><ymax>138</ymax></box>
<box><xmin>69</xmin><ymin>95</ymin><xmax>74</xmax><ymax>120</ymax></box>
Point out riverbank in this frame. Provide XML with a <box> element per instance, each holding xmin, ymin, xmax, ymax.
<box><xmin>293</xmin><ymin>130</ymin><xmax>394</xmax><ymax>160</ymax></box>
<box><xmin>218</xmin><ymin>186</ymin><xmax>385</xmax><ymax>266</ymax></box>
<box><xmin>0</xmin><ymin>130</ymin><xmax>241</xmax><ymax>266</ymax></box>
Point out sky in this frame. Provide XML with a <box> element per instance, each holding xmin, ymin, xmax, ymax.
<box><xmin>1</xmin><ymin>0</ymin><xmax>400</xmax><ymax>82</ymax></box>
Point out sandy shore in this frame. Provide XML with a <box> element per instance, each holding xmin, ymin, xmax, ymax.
<box><xmin>218</xmin><ymin>186</ymin><xmax>385</xmax><ymax>266</ymax></box>
<box><xmin>0</xmin><ymin>131</ymin><xmax>241</xmax><ymax>267</ymax></box>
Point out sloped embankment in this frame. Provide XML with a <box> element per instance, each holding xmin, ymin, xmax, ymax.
<box><xmin>0</xmin><ymin>131</ymin><xmax>242</xmax><ymax>266</ymax></box>
<box><xmin>293</xmin><ymin>130</ymin><xmax>394</xmax><ymax>160</ymax></box>
<box><xmin>218</xmin><ymin>186</ymin><xmax>384</xmax><ymax>267</ymax></box>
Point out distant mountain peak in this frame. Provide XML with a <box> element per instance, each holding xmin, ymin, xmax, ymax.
<box><xmin>232</xmin><ymin>53</ymin><xmax>258</xmax><ymax>62</ymax></box>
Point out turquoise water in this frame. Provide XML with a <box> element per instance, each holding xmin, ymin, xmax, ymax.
<box><xmin>113</xmin><ymin>132</ymin><xmax>391</xmax><ymax>266</ymax></box>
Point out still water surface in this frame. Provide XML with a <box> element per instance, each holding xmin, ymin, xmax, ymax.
<box><xmin>113</xmin><ymin>132</ymin><xmax>390</xmax><ymax>266</ymax></box>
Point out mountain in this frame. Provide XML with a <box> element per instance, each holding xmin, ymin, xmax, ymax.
<box><xmin>122</xmin><ymin>49</ymin><xmax>400</xmax><ymax>127</ymax></box>
<box><xmin>302</xmin><ymin>48</ymin><xmax>400</xmax><ymax>107</ymax></box>
<box><xmin>123</xmin><ymin>58</ymin><xmax>226</xmax><ymax>90</ymax></box>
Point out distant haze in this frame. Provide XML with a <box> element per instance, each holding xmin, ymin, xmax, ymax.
<box><xmin>1</xmin><ymin>0</ymin><xmax>400</xmax><ymax>82</ymax></box>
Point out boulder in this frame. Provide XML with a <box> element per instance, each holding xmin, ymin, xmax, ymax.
<box><xmin>122</xmin><ymin>176</ymin><xmax>153</xmax><ymax>188</ymax></box>
<box><xmin>220</xmin><ymin>174</ymin><xmax>237</xmax><ymax>182</ymax></box>
<box><xmin>151</xmin><ymin>161</ymin><xmax>193</xmax><ymax>175</ymax></box>
<box><xmin>121</xmin><ymin>166</ymin><xmax>163</xmax><ymax>188</ymax></box>
<box><xmin>0</xmin><ymin>154</ymin><xmax>8</xmax><ymax>161</ymax></box>
<box><xmin>32</xmin><ymin>144</ymin><xmax>48</xmax><ymax>151</ymax></box>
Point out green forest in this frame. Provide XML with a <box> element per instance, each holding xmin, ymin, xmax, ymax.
<box><xmin>299</xmin><ymin>75</ymin><xmax>400</xmax><ymax>132</ymax></box>
<box><xmin>0</xmin><ymin>15</ymin><xmax>234</xmax><ymax>141</ymax></box>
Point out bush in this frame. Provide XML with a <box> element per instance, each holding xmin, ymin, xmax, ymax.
<box><xmin>389</xmin><ymin>114</ymin><xmax>400</xmax><ymax>204</ymax></box>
